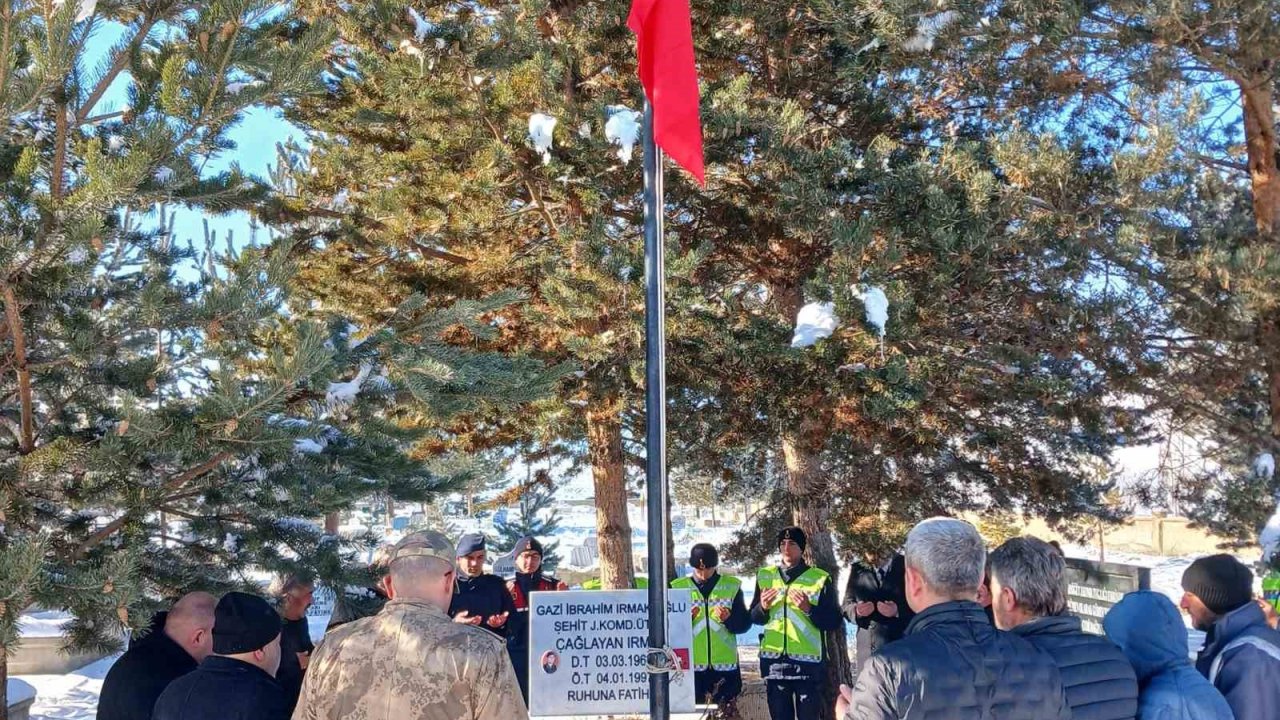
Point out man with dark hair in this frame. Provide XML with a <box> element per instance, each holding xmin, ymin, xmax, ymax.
<box><xmin>271</xmin><ymin>573</ymin><xmax>315</xmax><ymax>715</ymax></box>
<box><xmin>449</xmin><ymin>533</ymin><xmax>515</xmax><ymax>637</ymax></box>
<box><xmin>1181</xmin><ymin>553</ymin><xmax>1280</xmax><ymax>720</ymax></box>
<box><xmin>842</xmin><ymin>550</ymin><xmax>912</xmax><ymax>672</ymax></box>
<box><xmin>152</xmin><ymin>591</ymin><xmax>288</xmax><ymax>720</ymax></box>
<box><xmin>671</xmin><ymin>543</ymin><xmax>752</xmax><ymax>706</ymax></box>
<box><xmin>505</xmin><ymin>536</ymin><xmax>567</xmax><ymax>703</ymax></box>
<box><xmin>98</xmin><ymin>592</ymin><xmax>216</xmax><ymax>720</ymax></box>
<box><xmin>989</xmin><ymin>536</ymin><xmax>1138</xmax><ymax>720</ymax></box>
<box><xmin>751</xmin><ymin>526</ymin><xmax>843</xmax><ymax>720</ymax></box>
<box><xmin>838</xmin><ymin>518</ymin><xmax>1070</xmax><ymax>720</ymax></box>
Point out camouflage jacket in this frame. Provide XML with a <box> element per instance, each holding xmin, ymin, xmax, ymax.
<box><xmin>292</xmin><ymin>598</ymin><xmax>528</xmax><ymax>720</ymax></box>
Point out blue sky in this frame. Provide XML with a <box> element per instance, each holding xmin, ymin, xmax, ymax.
<box><xmin>86</xmin><ymin>21</ymin><xmax>305</xmax><ymax>257</ymax></box>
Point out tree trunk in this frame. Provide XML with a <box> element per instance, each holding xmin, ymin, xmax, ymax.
<box><xmin>781</xmin><ymin>430</ymin><xmax>852</xmax><ymax>715</ymax></box>
<box><xmin>666</xmin><ymin>477</ymin><xmax>677</xmax><ymax>582</ymax></box>
<box><xmin>1098</xmin><ymin>519</ymin><xmax>1106</xmax><ymax>563</ymax></box>
<box><xmin>1238</xmin><ymin>76</ymin><xmax>1279</xmax><ymax>236</ymax></box>
<box><xmin>1238</xmin><ymin>74</ymin><xmax>1280</xmax><ymax>445</ymax></box>
<box><xmin>3</xmin><ymin>284</ymin><xmax>35</xmax><ymax>453</ymax></box>
<box><xmin>385</xmin><ymin>497</ymin><xmax>394</xmax><ymax>530</ymax></box>
<box><xmin>324</xmin><ymin>512</ymin><xmax>339</xmax><ymax>534</ymax></box>
<box><xmin>1</xmin><ymin>646</ymin><xmax>8</xmax><ymax>720</ymax></box>
<box><xmin>586</xmin><ymin>403</ymin><xmax>635</xmax><ymax>589</ymax></box>
<box><xmin>1264</xmin><ymin>317</ymin><xmax>1280</xmax><ymax>439</ymax></box>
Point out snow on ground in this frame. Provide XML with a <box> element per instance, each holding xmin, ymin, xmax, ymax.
<box><xmin>22</xmin><ymin>654</ymin><xmax>115</xmax><ymax>720</ymax></box>
<box><xmin>19</xmin><ymin>610</ymin><xmax>74</xmax><ymax>638</ymax></box>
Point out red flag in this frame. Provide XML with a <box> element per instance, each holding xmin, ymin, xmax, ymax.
<box><xmin>628</xmin><ymin>0</ymin><xmax>705</xmax><ymax>185</ymax></box>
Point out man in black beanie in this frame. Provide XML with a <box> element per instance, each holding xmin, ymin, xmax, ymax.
<box><xmin>751</xmin><ymin>526</ymin><xmax>843</xmax><ymax>720</ymax></box>
<box><xmin>1180</xmin><ymin>553</ymin><xmax>1280</xmax><ymax>720</ymax></box>
<box><xmin>449</xmin><ymin>533</ymin><xmax>516</xmax><ymax>638</ymax></box>
<box><xmin>505</xmin><ymin>535</ymin><xmax>567</xmax><ymax>703</ymax></box>
<box><xmin>152</xmin><ymin>591</ymin><xmax>288</xmax><ymax>720</ymax></box>
<box><xmin>671</xmin><ymin>543</ymin><xmax>752</xmax><ymax>707</ymax></box>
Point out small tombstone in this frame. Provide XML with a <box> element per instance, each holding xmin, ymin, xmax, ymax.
<box><xmin>1064</xmin><ymin>557</ymin><xmax>1150</xmax><ymax>635</ymax></box>
<box><xmin>492</xmin><ymin>550</ymin><xmax>516</xmax><ymax>578</ymax></box>
<box><xmin>570</xmin><ymin>545</ymin><xmax>594</xmax><ymax>569</ymax></box>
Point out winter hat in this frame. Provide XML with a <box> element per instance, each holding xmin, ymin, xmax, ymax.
<box><xmin>392</xmin><ymin>530</ymin><xmax>454</xmax><ymax>564</ymax></box>
<box><xmin>212</xmin><ymin>592</ymin><xmax>282</xmax><ymax>655</ymax></box>
<box><xmin>1181</xmin><ymin>554</ymin><xmax>1254</xmax><ymax>614</ymax></box>
<box><xmin>513</xmin><ymin>536</ymin><xmax>544</xmax><ymax>557</ymax></box>
<box><xmin>455</xmin><ymin>533</ymin><xmax>487</xmax><ymax>558</ymax></box>
<box><xmin>689</xmin><ymin>544</ymin><xmax>719</xmax><ymax>570</ymax></box>
<box><xmin>778</xmin><ymin>526</ymin><xmax>807</xmax><ymax>552</ymax></box>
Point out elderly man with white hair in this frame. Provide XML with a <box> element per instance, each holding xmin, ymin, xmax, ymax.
<box><xmin>293</xmin><ymin>530</ymin><xmax>527</xmax><ymax>720</ymax></box>
<box><xmin>837</xmin><ymin>518</ymin><xmax>1071</xmax><ymax>720</ymax></box>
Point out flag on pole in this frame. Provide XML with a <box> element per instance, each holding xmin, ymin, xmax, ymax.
<box><xmin>627</xmin><ymin>0</ymin><xmax>705</xmax><ymax>185</ymax></box>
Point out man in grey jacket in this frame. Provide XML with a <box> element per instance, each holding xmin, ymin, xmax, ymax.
<box><xmin>989</xmin><ymin>537</ymin><xmax>1138</xmax><ymax>720</ymax></box>
<box><xmin>837</xmin><ymin>518</ymin><xmax>1070</xmax><ymax>720</ymax></box>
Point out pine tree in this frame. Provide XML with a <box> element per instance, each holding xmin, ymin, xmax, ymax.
<box><xmin>0</xmin><ymin>0</ymin><xmax>329</xmax><ymax>701</ymax></box>
<box><xmin>493</xmin><ymin>469</ymin><xmax>563</xmax><ymax>571</ymax></box>
<box><xmin>879</xmin><ymin>0</ymin><xmax>1280</xmax><ymax>544</ymax></box>
<box><xmin>276</xmin><ymin>2</ymin><xmax>1163</xmax><ymax>699</ymax></box>
<box><xmin>279</xmin><ymin>0</ymin><xmax>683</xmax><ymax>591</ymax></box>
<box><xmin>0</xmin><ymin>1</ymin><xmax>560</xmax><ymax>706</ymax></box>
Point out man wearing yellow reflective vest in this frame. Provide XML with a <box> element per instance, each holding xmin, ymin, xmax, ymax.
<box><xmin>670</xmin><ymin>544</ymin><xmax>751</xmax><ymax>706</ymax></box>
<box><xmin>750</xmin><ymin>526</ymin><xmax>843</xmax><ymax>720</ymax></box>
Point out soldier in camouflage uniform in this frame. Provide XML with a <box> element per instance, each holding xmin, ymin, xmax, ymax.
<box><xmin>292</xmin><ymin>530</ymin><xmax>528</xmax><ymax>720</ymax></box>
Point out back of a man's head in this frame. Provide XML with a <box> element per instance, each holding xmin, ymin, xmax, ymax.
<box><xmin>386</xmin><ymin>530</ymin><xmax>456</xmax><ymax>608</ymax></box>
<box><xmin>988</xmin><ymin>536</ymin><xmax>1067</xmax><ymax>628</ymax></box>
<box><xmin>164</xmin><ymin>591</ymin><xmax>217</xmax><ymax>662</ymax></box>
<box><xmin>904</xmin><ymin>518</ymin><xmax>985</xmax><ymax>610</ymax></box>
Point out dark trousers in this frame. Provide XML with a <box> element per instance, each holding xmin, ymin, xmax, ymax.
<box><xmin>765</xmin><ymin>677</ymin><xmax>824</xmax><ymax>720</ymax></box>
<box><xmin>508</xmin><ymin>644</ymin><xmax>529</xmax><ymax>703</ymax></box>
<box><xmin>694</xmin><ymin>667</ymin><xmax>743</xmax><ymax>704</ymax></box>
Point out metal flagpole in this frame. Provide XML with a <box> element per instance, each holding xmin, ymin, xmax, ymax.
<box><xmin>642</xmin><ymin>100</ymin><xmax>671</xmax><ymax>720</ymax></box>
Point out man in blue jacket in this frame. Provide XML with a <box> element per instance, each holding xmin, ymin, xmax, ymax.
<box><xmin>1181</xmin><ymin>553</ymin><xmax>1280</xmax><ymax>720</ymax></box>
<box><xmin>838</xmin><ymin>518</ymin><xmax>1070</xmax><ymax>720</ymax></box>
<box><xmin>1104</xmin><ymin>591</ymin><xmax>1233</xmax><ymax>720</ymax></box>
<box><xmin>988</xmin><ymin>536</ymin><xmax>1138</xmax><ymax>720</ymax></box>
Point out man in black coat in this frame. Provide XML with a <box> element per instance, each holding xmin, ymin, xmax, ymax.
<box><xmin>838</xmin><ymin>518</ymin><xmax>1071</xmax><ymax>720</ymax></box>
<box><xmin>152</xmin><ymin>592</ymin><xmax>288</xmax><ymax>720</ymax></box>
<box><xmin>271</xmin><ymin>573</ymin><xmax>316</xmax><ymax>716</ymax></box>
<box><xmin>97</xmin><ymin>592</ymin><xmax>216</xmax><ymax>720</ymax></box>
<box><xmin>449</xmin><ymin>533</ymin><xmax>515</xmax><ymax>637</ymax></box>
<box><xmin>989</xmin><ymin>536</ymin><xmax>1138</xmax><ymax>720</ymax></box>
<box><xmin>842</xmin><ymin>551</ymin><xmax>913</xmax><ymax>672</ymax></box>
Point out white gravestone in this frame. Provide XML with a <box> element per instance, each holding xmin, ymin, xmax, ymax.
<box><xmin>528</xmin><ymin>589</ymin><xmax>696</xmax><ymax>717</ymax></box>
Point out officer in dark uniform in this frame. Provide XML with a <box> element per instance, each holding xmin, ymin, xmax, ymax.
<box><xmin>448</xmin><ymin>533</ymin><xmax>516</xmax><ymax>637</ymax></box>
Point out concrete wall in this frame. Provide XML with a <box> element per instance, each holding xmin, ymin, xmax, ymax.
<box><xmin>963</xmin><ymin>513</ymin><xmax>1258</xmax><ymax>558</ymax></box>
<box><xmin>9</xmin><ymin>636</ymin><xmax>108</xmax><ymax>675</ymax></box>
